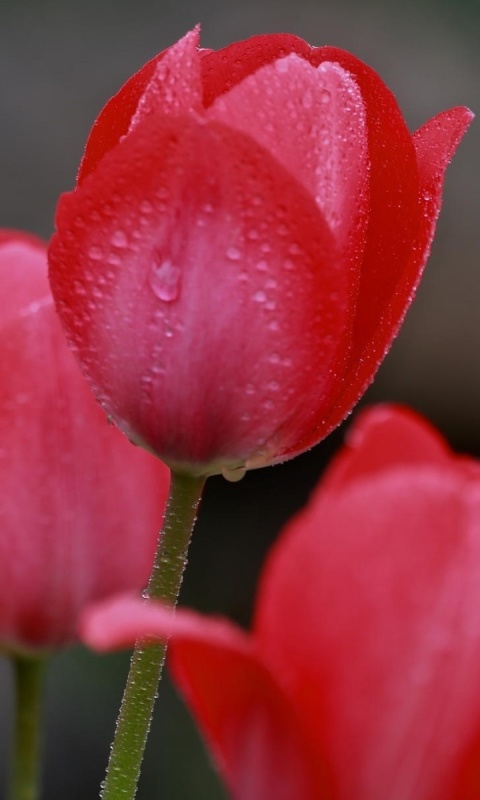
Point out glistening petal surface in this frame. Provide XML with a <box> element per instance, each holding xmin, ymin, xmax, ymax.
<box><xmin>313</xmin><ymin>105</ymin><xmax>474</xmax><ymax>447</ymax></box>
<box><xmin>50</xmin><ymin>112</ymin><xmax>350</xmax><ymax>472</ymax></box>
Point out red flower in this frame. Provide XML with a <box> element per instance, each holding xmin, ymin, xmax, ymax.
<box><xmin>49</xmin><ymin>30</ymin><xmax>472</xmax><ymax>476</ymax></box>
<box><xmin>83</xmin><ymin>406</ymin><xmax>480</xmax><ymax>799</ymax></box>
<box><xmin>0</xmin><ymin>231</ymin><xmax>169</xmax><ymax>651</ymax></box>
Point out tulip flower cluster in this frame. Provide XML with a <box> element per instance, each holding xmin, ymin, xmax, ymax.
<box><xmin>1</xmin><ymin>24</ymin><xmax>474</xmax><ymax>800</ymax></box>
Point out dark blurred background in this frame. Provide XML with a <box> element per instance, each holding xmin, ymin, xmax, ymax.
<box><xmin>0</xmin><ymin>0</ymin><xmax>478</xmax><ymax>797</ymax></box>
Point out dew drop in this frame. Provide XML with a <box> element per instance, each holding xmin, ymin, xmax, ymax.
<box><xmin>302</xmin><ymin>90</ymin><xmax>313</xmax><ymax>109</ymax></box>
<box><xmin>255</xmin><ymin>260</ymin><xmax>269</xmax><ymax>272</ymax></box>
<box><xmin>88</xmin><ymin>245</ymin><xmax>103</xmax><ymax>261</ymax></box>
<box><xmin>253</xmin><ymin>290</ymin><xmax>267</xmax><ymax>303</ymax></box>
<box><xmin>288</xmin><ymin>243</ymin><xmax>302</xmax><ymax>256</ymax></box>
<box><xmin>149</xmin><ymin>259</ymin><xmax>181</xmax><ymax>302</ymax></box>
<box><xmin>222</xmin><ymin>465</ymin><xmax>247</xmax><ymax>482</ymax></box>
<box><xmin>226</xmin><ymin>246</ymin><xmax>242</xmax><ymax>261</ymax></box>
<box><xmin>275</xmin><ymin>58</ymin><xmax>290</xmax><ymax>74</ymax></box>
<box><xmin>111</xmin><ymin>230</ymin><xmax>128</xmax><ymax>248</ymax></box>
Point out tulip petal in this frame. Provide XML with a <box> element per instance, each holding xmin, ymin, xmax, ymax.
<box><xmin>201</xmin><ymin>33</ymin><xmax>311</xmax><ymax>106</ymax></box>
<box><xmin>50</xmin><ymin>112</ymin><xmax>352</xmax><ymax>472</ymax></box>
<box><xmin>323</xmin><ymin>405</ymin><xmax>451</xmax><ymax>490</ymax></box>
<box><xmin>128</xmin><ymin>28</ymin><xmax>202</xmax><ymax>131</ymax></box>
<box><xmin>78</xmin><ymin>28</ymin><xmax>202</xmax><ymax>183</ymax></box>
<box><xmin>292</xmin><ymin>55</ymin><xmax>473</xmax><ymax>453</ymax></box>
<box><xmin>208</xmin><ymin>55</ymin><xmax>368</xmax><ymax>267</ymax></box>
<box><xmin>256</xmin><ymin>446</ymin><xmax>480</xmax><ymax>799</ymax></box>
<box><xmin>412</xmin><ymin>106</ymin><xmax>474</xmax><ymax>245</ymax></box>
<box><xmin>81</xmin><ymin>596</ymin><xmax>330</xmax><ymax>800</ymax></box>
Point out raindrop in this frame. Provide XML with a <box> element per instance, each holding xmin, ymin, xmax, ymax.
<box><xmin>222</xmin><ymin>465</ymin><xmax>247</xmax><ymax>482</ymax></box>
<box><xmin>111</xmin><ymin>230</ymin><xmax>128</xmax><ymax>248</ymax></box>
<box><xmin>288</xmin><ymin>243</ymin><xmax>302</xmax><ymax>255</ymax></box>
<box><xmin>226</xmin><ymin>246</ymin><xmax>242</xmax><ymax>261</ymax></box>
<box><xmin>149</xmin><ymin>259</ymin><xmax>181</xmax><ymax>302</ymax></box>
<box><xmin>255</xmin><ymin>260</ymin><xmax>269</xmax><ymax>272</ymax></box>
<box><xmin>253</xmin><ymin>290</ymin><xmax>267</xmax><ymax>303</ymax></box>
<box><xmin>275</xmin><ymin>58</ymin><xmax>290</xmax><ymax>74</ymax></box>
<box><xmin>88</xmin><ymin>246</ymin><xmax>103</xmax><ymax>261</ymax></box>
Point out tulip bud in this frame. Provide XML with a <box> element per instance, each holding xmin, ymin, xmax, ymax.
<box><xmin>49</xmin><ymin>30</ymin><xmax>473</xmax><ymax>477</ymax></box>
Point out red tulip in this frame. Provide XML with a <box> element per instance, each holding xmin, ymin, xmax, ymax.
<box><xmin>48</xmin><ymin>30</ymin><xmax>472</xmax><ymax>476</ymax></box>
<box><xmin>83</xmin><ymin>406</ymin><xmax>480</xmax><ymax>800</ymax></box>
<box><xmin>0</xmin><ymin>231</ymin><xmax>169</xmax><ymax>652</ymax></box>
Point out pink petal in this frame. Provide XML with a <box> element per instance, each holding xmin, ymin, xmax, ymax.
<box><xmin>276</xmin><ymin>46</ymin><xmax>421</xmax><ymax>456</ymax></box>
<box><xmin>128</xmin><ymin>28</ymin><xmax>202</xmax><ymax>131</ymax></box>
<box><xmin>0</xmin><ymin>232</ymin><xmax>169</xmax><ymax>649</ymax></box>
<box><xmin>256</xmin><ymin>452</ymin><xmax>480</xmax><ymax>799</ymax></box>
<box><xmin>50</xmin><ymin>112</ymin><xmax>352</xmax><ymax>472</ymax></box>
<box><xmin>208</xmin><ymin>55</ymin><xmax>368</xmax><ymax>266</ymax></box>
<box><xmin>323</xmin><ymin>404</ymin><xmax>451</xmax><ymax>490</ymax></box>
<box><xmin>81</xmin><ymin>595</ymin><xmax>330</xmax><ymax>800</ymax></box>
<box><xmin>201</xmin><ymin>33</ymin><xmax>311</xmax><ymax>106</ymax></box>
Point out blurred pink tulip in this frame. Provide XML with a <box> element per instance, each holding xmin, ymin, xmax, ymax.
<box><xmin>83</xmin><ymin>406</ymin><xmax>480</xmax><ymax>799</ymax></box>
<box><xmin>0</xmin><ymin>230</ymin><xmax>169</xmax><ymax>652</ymax></box>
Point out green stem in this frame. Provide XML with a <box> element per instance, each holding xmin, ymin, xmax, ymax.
<box><xmin>101</xmin><ymin>470</ymin><xmax>206</xmax><ymax>800</ymax></box>
<box><xmin>8</xmin><ymin>656</ymin><xmax>46</xmax><ymax>800</ymax></box>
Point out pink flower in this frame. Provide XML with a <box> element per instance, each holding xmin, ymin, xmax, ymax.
<box><xmin>0</xmin><ymin>231</ymin><xmax>169</xmax><ymax>651</ymax></box>
<box><xmin>83</xmin><ymin>406</ymin><xmax>480</xmax><ymax>799</ymax></box>
<box><xmin>48</xmin><ymin>30</ymin><xmax>472</xmax><ymax>476</ymax></box>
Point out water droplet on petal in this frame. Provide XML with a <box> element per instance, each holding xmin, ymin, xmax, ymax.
<box><xmin>320</xmin><ymin>88</ymin><xmax>331</xmax><ymax>104</ymax></box>
<box><xmin>226</xmin><ymin>246</ymin><xmax>242</xmax><ymax>261</ymax></box>
<box><xmin>111</xmin><ymin>230</ymin><xmax>128</xmax><ymax>248</ymax></box>
<box><xmin>149</xmin><ymin>259</ymin><xmax>181</xmax><ymax>302</ymax></box>
<box><xmin>88</xmin><ymin>246</ymin><xmax>103</xmax><ymax>261</ymax></box>
<box><xmin>275</xmin><ymin>58</ymin><xmax>290</xmax><ymax>74</ymax></box>
<box><xmin>253</xmin><ymin>290</ymin><xmax>266</xmax><ymax>303</ymax></box>
<box><xmin>222</xmin><ymin>465</ymin><xmax>246</xmax><ymax>482</ymax></box>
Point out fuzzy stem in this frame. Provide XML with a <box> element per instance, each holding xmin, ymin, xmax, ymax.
<box><xmin>101</xmin><ymin>471</ymin><xmax>206</xmax><ymax>800</ymax></box>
